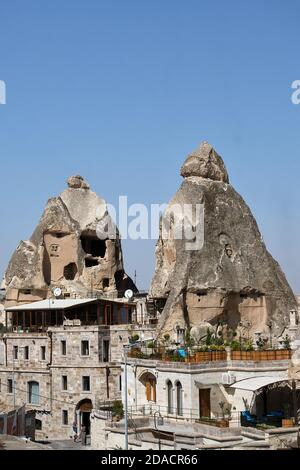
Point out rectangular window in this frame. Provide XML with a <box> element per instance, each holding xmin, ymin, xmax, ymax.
<box><xmin>81</xmin><ymin>340</ymin><xmax>89</xmax><ymax>356</ymax></box>
<box><xmin>61</xmin><ymin>340</ymin><xmax>67</xmax><ymax>356</ymax></box>
<box><xmin>41</xmin><ymin>346</ymin><xmax>46</xmax><ymax>361</ymax></box>
<box><xmin>24</xmin><ymin>346</ymin><xmax>29</xmax><ymax>360</ymax></box>
<box><xmin>62</xmin><ymin>410</ymin><xmax>68</xmax><ymax>426</ymax></box>
<box><xmin>103</xmin><ymin>340</ymin><xmax>110</xmax><ymax>362</ymax></box>
<box><xmin>8</xmin><ymin>379</ymin><xmax>13</xmax><ymax>394</ymax></box>
<box><xmin>82</xmin><ymin>376</ymin><xmax>90</xmax><ymax>391</ymax></box>
<box><xmin>62</xmin><ymin>375</ymin><xmax>68</xmax><ymax>391</ymax></box>
<box><xmin>13</xmin><ymin>346</ymin><xmax>18</xmax><ymax>360</ymax></box>
<box><xmin>119</xmin><ymin>375</ymin><xmax>122</xmax><ymax>392</ymax></box>
<box><xmin>28</xmin><ymin>381</ymin><xmax>40</xmax><ymax>405</ymax></box>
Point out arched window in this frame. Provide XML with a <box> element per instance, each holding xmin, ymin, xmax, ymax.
<box><xmin>167</xmin><ymin>380</ymin><xmax>173</xmax><ymax>414</ymax></box>
<box><xmin>176</xmin><ymin>381</ymin><xmax>183</xmax><ymax>416</ymax></box>
<box><xmin>28</xmin><ymin>381</ymin><xmax>40</xmax><ymax>405</ymax></box>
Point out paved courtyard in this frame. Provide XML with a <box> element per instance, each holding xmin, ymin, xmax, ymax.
<box><xmin>0</xmin><ymin>435</ymin><xmax>91</xmax><ymax>451</ymax></box>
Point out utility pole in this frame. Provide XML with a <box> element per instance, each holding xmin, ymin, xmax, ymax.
<box><xmin>124</xmin><ymin>345</ymin><xmax>129</xmax><ymax>450</ymax></box>
<box><xmin>12</xmin><ymin>353</ymin><xmax>16</xmax><ymax>409</ymax></box>
<box><xmin>124</xmin><ymin>341</ymin><xmax>143</xmax><ymax>450</ymax></box>
<box><xmin>154</xmin><ymin>411</ymin><xmax>163</xmax><ymax>451</ymax></box>
<box><xmin>292</xmin><ymin>380</ymin><xmax>298</xmax><ymax>425</ymax></box>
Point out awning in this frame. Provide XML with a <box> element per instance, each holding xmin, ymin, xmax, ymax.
<box><xmin>230</xmin><ymin>376</ymin><xmax>289</xmax><ymax>391</ymax></box>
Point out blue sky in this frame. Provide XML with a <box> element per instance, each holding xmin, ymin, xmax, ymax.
<box><xmin>0</xmin><ymin>0</ymin><xmax>300</xmax><ymax>292</ymax></box>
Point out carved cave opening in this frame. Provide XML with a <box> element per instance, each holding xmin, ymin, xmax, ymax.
<box><xmin>64</xmin><ymin>262</ymin><xmax>78</xmax><ymax>280</ymax></box>
<box><xmin>114</xmin><ymin>270</ymin><xmax>125</xmax><ymax>290</ymax></box>
<box><xmin>85</xmin><ymin>259</ymin><xmax>99</xmax><ymax>268</ymax></box>
<box><xmin>80</xmin><ymin>234</ymin><xmax>107</xmax><ymax>258</ymax></box>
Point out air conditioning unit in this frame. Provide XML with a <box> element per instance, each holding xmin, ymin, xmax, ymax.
<box><xmin>221</xmin><ymin>372</ymin><xmax>236</xmax><ymax>385</ymax></box>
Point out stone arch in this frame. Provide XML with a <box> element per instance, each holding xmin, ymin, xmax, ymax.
<box><xmin>175</xmin><ymin>380</ymin><xmax>183</xmax><ymax>416</ymax></box>
<box><xmin>167</xmin><ymin>379</ymin><xmax>173</xmax><ymax>414</ymax></box>
<box><xmin>75</xmin><ymin>398</ymin><xmax>93</xmax><ymax>437</ymax></box>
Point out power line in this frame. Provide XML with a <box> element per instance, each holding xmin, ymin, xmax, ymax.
<box><xmin>1</xmin><ymin>380</ymin><xmax>78</xmax><ymax>408</ymax></box>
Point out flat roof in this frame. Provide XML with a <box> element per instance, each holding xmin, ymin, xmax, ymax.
<box><xmin>6</xmin><ymin>297</ymin><xmax>135</xmax><ymax>311</ymax></box>
<box><xmin>7</xmin><ymin>299</ymin><xmax>95</xmax><ymax>311</ymax></box>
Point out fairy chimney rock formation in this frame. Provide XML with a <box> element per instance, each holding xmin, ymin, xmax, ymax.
<box><xmin>180</xmin><ymin>141</ymin><xmax>229</xmax><ymax>182</ymax></box>
<box><xmin>150</xmin><ymin>142</ymin><xmax>297</xmax><ymax>340</ymax></box>
<box><xmin>4</xmin><ymin>176</ymin><xmax>136</xmax><ymax>306</ymax></box>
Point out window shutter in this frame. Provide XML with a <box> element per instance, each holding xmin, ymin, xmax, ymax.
<box><xmin>146</xmin><ymin>381</ymin><xmax>151</xmax><ymax>401</ymax></box>
<box><xmin>152</xmin><ymin>381</ymin><xmax>156</xmax><ymax>403</ymax></box>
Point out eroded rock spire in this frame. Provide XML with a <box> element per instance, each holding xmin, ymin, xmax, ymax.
<box><xmin>180</xmin><ymin>141</ymin><xmax>229</xmax><ymax>183</ymax></box>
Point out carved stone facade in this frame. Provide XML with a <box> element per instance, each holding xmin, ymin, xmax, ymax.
<box><xmin>150</xmin><ymin>142</ymin><xmax>297</xmax><ymax>341</ymax></box>
<box><xmin>3</xmin><ymin>176</ymin><xmax>136</xmax><ymax>307</ymax></box>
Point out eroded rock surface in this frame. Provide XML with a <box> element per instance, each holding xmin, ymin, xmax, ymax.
<box><xmin>3</xmin><ymin>176</ymin><xmax>136</xmax><ymax>305</ymax></box>
<box><xmin>150</xmin><ymin>142</ymin><xmax>297</xmax><ymax>340</ymax></box>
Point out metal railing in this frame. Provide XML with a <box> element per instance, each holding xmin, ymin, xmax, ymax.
<box><xmin>125</xmin><ymin>404</ymin><xmax>240</xmax><ymax>424</ymax></box>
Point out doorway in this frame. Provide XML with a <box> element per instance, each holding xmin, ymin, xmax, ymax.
<box><xmin>76</xmin><ymin>399</ymin><xmax>93</xmax><ymax>437</ymax></box>
<box><xmin>199</xmin><ymin>388</ymin><xmax>211</xmax><ymax>418</ymax></box>
<box><xmin>82</xmin><ymin>412</ymin><xmax>91</xmax><ymax>435</ymax></box>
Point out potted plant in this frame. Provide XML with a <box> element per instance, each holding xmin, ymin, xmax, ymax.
<box><xmin>184</xmin><ymin>328</ymin><xmax>195</xmax><ymax>361</ymax></box>
<box><xmin>112</xmin><ymin>400</ymin><xmax>124</xmax><ymax>422</ymax></box>
<box><xmin>215</xmin><ymin>345</ymin><xmax>225</xmax><ymax>361</ymax></box>
<box><xmin>129</xmin><ymin>334</ymin><xmax>140</xmax><ymax>344</ymax></box>
<box><xmin>196</xmin><ymin>345</ymin><xmax>210</xmax><ymax>362</ymax></box>
<box><xmin>231</xmin><ymin>340</ymin><xmax>242</xmax><ymax>360</ymax></box>
<box><xmin>218</xmin><ymin>401</ymin><xmax>230</xmax><ymax>427</ymax></box>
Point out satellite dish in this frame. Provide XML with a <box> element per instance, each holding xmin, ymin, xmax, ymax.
<box><xmin>125</xmin><ymin>289</ymin><xmax>134</xmax><ymax>300</ymax></box>
<box><xmin>53</xmin><ymin>287</ymin><xmax>62</xmax><ymax>298</ymax></box>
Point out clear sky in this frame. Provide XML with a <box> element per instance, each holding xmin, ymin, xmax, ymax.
<box><xmin>0</xmin><ymin>0</ymin><xmax>300</xmax><ymax>292</ymax></box>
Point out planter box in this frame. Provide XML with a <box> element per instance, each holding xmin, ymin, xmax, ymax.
<box><xmin>195</xmin><ymin>352</ymin><xmax>206</xmax><ymax>362</ymax></box>
<box><xmin>232</xmin><ymin>351</ymin><xmax>242</xmax><ymax>360</ymax></box>
<box><xmin>282</xmin><ymin>418</ymin><xmax>294</xmax><ymax>428</ymax></box>
<box><xmin>197</xmin><ymin>419</ymin><xmax>229</xmax><ymax>428</ymax></box>
<box><xmin>260</xmin><ymin>351</ymin><xmax>268</xmax><ymax>361</ymax></box>
<box><xmin>185</xmin><ymin>355</ymin><xmax>196</xmax><ymax>363</ymax></box>
<box><xmin>231</xmin><ymin>349</ymin><xmax>291</xmax><ymax>361</ymax></box>
<box><xmin>266</xmin><ymin>350</ymin><xmax>276</xmax><ymax>360</ymax></box>
<box><xmin>276</xmin><ymin>350</ymin><xmax>291</xmax><ymax>360</ymax></box>
<box><xmin>252</xmin><ymin>351</ymin><xmax>262</xmax><ymax>360</ymax></box>
<box><xmin>217</xmin><ymin>419</ymin><xmax>229</xmax><ymax>428</ymax></box>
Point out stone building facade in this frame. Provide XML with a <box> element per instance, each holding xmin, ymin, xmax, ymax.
<box><xmin>0</xmin><ymin>298</ymin><xmax>155</xmax><ymax>440</ymax></box>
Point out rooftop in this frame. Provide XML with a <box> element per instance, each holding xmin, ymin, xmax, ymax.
<box><xmin>6</xmin><ymin>297</ymin><xmax>136</xmax><ymax>311</ymax></box>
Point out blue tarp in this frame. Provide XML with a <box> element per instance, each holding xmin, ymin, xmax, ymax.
<box><xmin>177</xmin><ymin>348</ymin><xmax>187</xmax><ymax>358</ymax></box>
